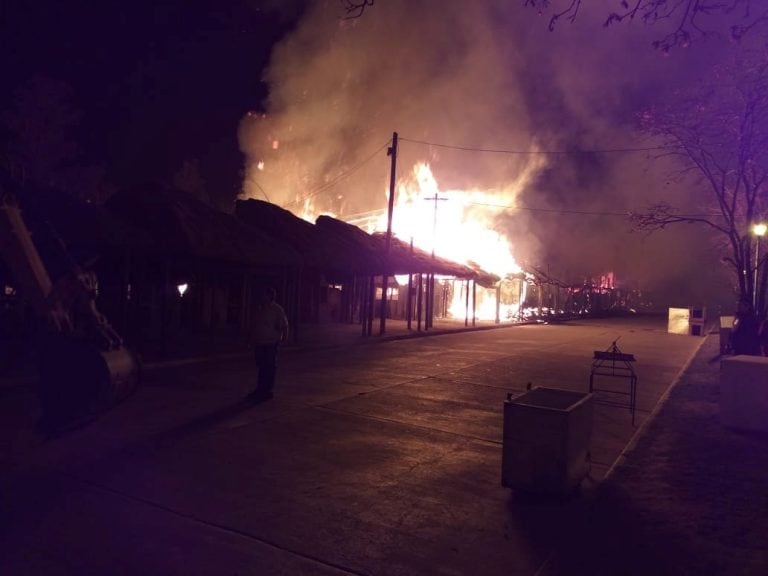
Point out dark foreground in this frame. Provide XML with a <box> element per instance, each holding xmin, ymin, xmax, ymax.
<box><xmin>1</xmin><ymin>317</ymin><xmax>763</xmax><ymax>575</ymax></box>
<box><xmin>545</xmin><ymin>333</ymin><xmax>768</xmax><ymax>575</ymax></box>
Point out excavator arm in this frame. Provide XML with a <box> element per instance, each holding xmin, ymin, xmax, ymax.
<box><xmin>0</xmin><ymin>192</ymin><xmax>139</xmax><ymax>434</ymax></box>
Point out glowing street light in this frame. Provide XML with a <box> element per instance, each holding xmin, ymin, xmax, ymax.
<box><xmin>752</xmin><ymin>223</ymin><xmax>767</xmax><ymax>309</ymax></box>
<box><xmin>177</xmin><ymin>283</ymin><xmax>189</xmax><ymax>297</ymax></box>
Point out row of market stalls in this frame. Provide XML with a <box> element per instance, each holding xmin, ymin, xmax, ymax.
<box><xmin>2</xmin><ymin>186</ymin><xmax>522</xmax><ymax>358</ymax></box>
<box><xmin>1</xmin><ymin>183</ymin><xmax>643</xmax><ymax>364</ymax></box>
<box><xmin>233</xmin><ymin>199</ymin><xmax>505</xmax><ymax>332</ymax></box>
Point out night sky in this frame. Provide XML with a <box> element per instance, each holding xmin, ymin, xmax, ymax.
<box><xmin>2</xmin><ymin>1</ymin><xmax>760</xmax><ymax>308</ymax></box>
<box><xmin>1</xmin><ymin>0</ymin><xmax>307</xmax><ymax>207</ymax></box>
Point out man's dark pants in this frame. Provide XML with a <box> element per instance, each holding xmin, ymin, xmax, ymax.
<box><xmin>253</xmin><ymin>343</ymin><xmax>279</xmax><ymax>397</ymax></box>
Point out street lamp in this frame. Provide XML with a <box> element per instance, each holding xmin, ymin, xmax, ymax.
<box><xmin>753</xmin><ymin>222</ymin><xmax>767</xmax><ymax>309</ymax></box>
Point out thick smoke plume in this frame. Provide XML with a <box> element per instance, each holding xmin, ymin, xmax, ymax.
<box><xmin>239</xmin><ymin>0</ymin><xmax>736</xmax><ymax>309</ymax></box>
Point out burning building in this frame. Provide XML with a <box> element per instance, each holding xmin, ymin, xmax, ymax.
<box><xmin>236</xmin><ymin>0</ymin><xmax>734</xmax><ymax>314</ymax></box>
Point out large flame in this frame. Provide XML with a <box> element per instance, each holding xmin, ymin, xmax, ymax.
<box><xmin>372</xmin><ymin>162</ymin><xmax>533</xmax><ymax>322</ymax></box>
<box><xmin>369</xmin><ymin>163</ymin><xmax>527</xmax><ymax>279</ymax></box>
<box><xmin>268</xmin><ymin>159</ymin><xmax>540</xmax><ymax>322</ymax></box>
<box><xmin>285</xmin><ymin>162</ymin><xmax>530</xmax><ymax>281</ymax></box>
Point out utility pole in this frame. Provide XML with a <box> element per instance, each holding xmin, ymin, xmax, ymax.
<box><xmin>407</xmin><ymin>237</ymin><xmax>413</xmax><ymax>330</ymax></box>
<box><xmin>425</xmin><ymin>192</ymin><xmax>448</xmax><ymax>258</ymax></box>
<box><xmin>380</xmin><ymin>132</ymin><xmax>398</xmax><ymax>335</ymax></box>
<box><xmin>424</xmin><ymin>192</ymin><xmax>447</xmax><ymax>329</ymax></box>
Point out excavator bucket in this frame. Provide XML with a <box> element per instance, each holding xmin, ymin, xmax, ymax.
<box><xmin>35</xmin><ymin>333</ymin><xmax>140</xmax><ymax>434</ymax></box>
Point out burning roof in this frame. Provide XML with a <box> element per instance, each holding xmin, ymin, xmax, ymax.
<box><xmin>235</xmin><ymin>198</ymin><xmax>498</xmax><ymax>281</ymax></box>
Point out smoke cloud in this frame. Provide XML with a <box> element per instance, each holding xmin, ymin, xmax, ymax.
<box><xmin>239</xmin><ymin>0</ymin><xmax>737</xmax><ymax>310</ymax></box>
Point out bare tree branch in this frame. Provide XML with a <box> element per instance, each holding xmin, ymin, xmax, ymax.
<box><xmin>340</xmin><ymin>0</ymin><xmax>375</xmax><ymax>20</ymax></box>
<box><xmin>526</xmin><ymin>0</ymin><xmax>768</xmax><ymax>50</ymax></box>
<box><xmin>629</xmin><ymin>202</ymin><xmax>731</xmax><ymax>234</ymax></box>
<box><xmin>525</xmin><ymin>0</ymin><xmax>583</xmax><ymax>31</ymax></box>
<box><xmin>633</xmin><ymin>48</ymin><xmax>768</xmax><ymax>313</ymax></box>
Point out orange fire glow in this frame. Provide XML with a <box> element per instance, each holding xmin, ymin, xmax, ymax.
<box><xmin>370</xmin><ymin>163</ymin><xmax>527</xmax><ymax>279</ymax></box>
<box><xmin>371</xmin><ymin>163</ymin><xmax>534</xmax><ymax>322</ymax></box>
<box><xmin>289</xmin><ymin>162</ymin><xmax>538</xmax><ymax>322</ymax></box>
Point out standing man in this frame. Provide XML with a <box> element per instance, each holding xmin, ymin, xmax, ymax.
<box><xmin>248</xmin><ymin>286</ymin><xmax>289</xmax><ymax>402</ymax></box>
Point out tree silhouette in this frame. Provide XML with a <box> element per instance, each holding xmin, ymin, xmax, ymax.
<box><xmin>340</xmin><ymin>0</ymin><xmax>375</xmax><ymax>19</ymax></box>
<box><xmin>630</xmin><ymin>48</ymin><xmax>768</xmax><ymax>316</ymax></box>
<box><xmin>343</xmin><ymin>1</ymin><xmax>768</xmax><ymax>51</ymax></box>
<box><xmin>525</xmin><ymin>0</ymin><xmax>768</xmax><ymax>51</ymax></box>
<box><xmin>2</xmin><ymin>76</ymin><xmax>114</xmax><ymax>203</ymax></box>
<box><xmin>2</xmin><ymin>77</ymin><xmax>81</xmax><ymax>189</ymax></box>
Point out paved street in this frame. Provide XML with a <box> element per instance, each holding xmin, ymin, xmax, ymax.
<box><xmin>1</xmin><ymin>316</ymin><xmax>704</xmax><ymax>575</ymax></box>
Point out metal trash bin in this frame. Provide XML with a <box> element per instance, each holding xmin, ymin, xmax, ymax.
<box><xmin>502</xmin><ymin>387</ymin><xmax>593</xmax><ymax>495</ymax></box>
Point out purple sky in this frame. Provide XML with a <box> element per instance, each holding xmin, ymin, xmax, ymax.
<box><xmin>3</xmin><ymin>0</ymin><xmax>756</xmax><ymax>310</ymax></box>
<box><xmin>238</xmin><ymin>1</ymin><xmax>748</xmax><ymax>308</ymax></box>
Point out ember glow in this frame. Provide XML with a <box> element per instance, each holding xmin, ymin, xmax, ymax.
<box><xmin>361</xmin><ymin>162</ymin><xmax>537</xmax><ymax>322</ymax></box>
<box><xmin>233</xmin><ymin>0</ymin><xmax>743</xmax><ymax>313</ymax></box>
<box><xmin>288</xmin><ymin>162</ymin><xmax>534</xmax><ymax>284</ymax></box>
<box><xmin>433</xmin><ymin>275</ymin><xmax>528</xmax><ymax>322</ymax></box>
<box><xmin>285</xmin><ymin>161</ymin><xmax>536</xmax><ymax>322</ymax></box>
<box><xmin>366</xmin><ymin>163</ymin><xmax>533</xmax><ymax>279</ymax></box>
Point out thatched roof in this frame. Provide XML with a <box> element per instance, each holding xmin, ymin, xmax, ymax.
<box><xmin>107</xmin><ymin>189</ymin><xmax>300</xmax><ymax>267</ymax></box>
<box><xmin>235</xmin><ymin>199</ymin><xmax>363</xmax><ymax>274</ymax></box>
<box><xmin>372</xmin><ymin>232</ymin><xmax>495</xmax><ymax>282</ymax></box>
<box><xmin>318</xmin><ymin>216</ymin><xmax>498</xmax><ymax>283</ymax></box>
<box><xmin>235</xmin><ymin>199</ymin><xmax>316</xmax><ymax>254</ymax></box>
<box><xmin>313</xmin><ymin>215</ymin><xmax>387</xmax><ymax>274</ymax></box>
<box><xmin>236</xmin><ymin>199</ymin><xmax>500</xmax><ymax>282</ymax></box>
<box><xmin>239</xmin><ymin>200</ymin><xmax>403</xmax><ymax>276</ymax></box>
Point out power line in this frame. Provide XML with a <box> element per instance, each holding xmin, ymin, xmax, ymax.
<box><xmin>469</xmin><ymin>200</ymin><xmax>721</xmax><ymax>219</ymax></box>
<box><xmin>469</xmin><ymin>201</ymin><xmax>630</xmax><ymax>217</ymax></box>
<box><xmin>346</xmin><ymin>199</ymin><xmax>718</xmax><ymax>220</ymax></box>
<box><xmin>279</xmin><ymin>135</ymin><xmax>670</xmax><ymax>208</ymax></box>
<box><xmin>286</xmin><ymin>140</ymin><xmax>391</xmax><ymax>206</ymax></box>
<box><xmin>399</xmin><ymin>136</ymin><xmax>670</xmax><ymax>155</ymax></box>
<box><xmin>276</xmin><ymin>134</ymin><xmax>698</xmax><ymax>219</ymax></box>
<box><xmin>514</xmin><ymin>205</ymin><xmax>630</xmax><ymax>217</ymax></box>
<box><xmin>339</xmin><ymin>202</ymin><xmax>630</xmax><ymax>220</ymax></box>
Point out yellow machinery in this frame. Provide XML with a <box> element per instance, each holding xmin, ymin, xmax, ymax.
<box><xmin>0</xmin><ymin>192</ymin><xmax>139</xmax><ymax>434</ymax></box>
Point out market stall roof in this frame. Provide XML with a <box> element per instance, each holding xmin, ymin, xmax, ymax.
<box><xmin>316</xmin><ymin>215</ymin><xmax>499</xmax><ymax>282</ymax></box>
<box><xmin>235</xmin><ymin>199</ymin><xmax>501</xmax><ymax>282</ymax></box>
<box><xmin>372</xmin><ymin>232</ymin><xmax>499</xmax><ymax>285</ymax></box>
<box><xmin>235</xmin><ymin>199</ymin><xmax>369</xmax><ymax>274</ymax></box>
<box><xmin>313</xmin><ymin>215</ymin><xmax>387</xmax><ymax>274</ymax></box>
<box><xmin>106</xmin><ymin>189</ymin><xmax>300</xmax><ymax>267</ymax></box>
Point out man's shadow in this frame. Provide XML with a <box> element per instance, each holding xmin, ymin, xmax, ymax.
<box><xmin>148</xmin><ymin>395</ymin><xmax>267</xmax><ymax>446</ymax></box>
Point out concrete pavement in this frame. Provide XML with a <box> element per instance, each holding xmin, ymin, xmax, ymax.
<box><xmin>542</xmin><ymin>333</ymin><xmax>768</xmax><ymax>575</ymax></box>
<box><xmin>0</xmin><ymin>316</ymin><xmax>721</xmax><ymax>575</ymax></box>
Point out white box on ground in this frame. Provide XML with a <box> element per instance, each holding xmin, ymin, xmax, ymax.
<box><xmin>720</xmin><ymin>355</ymin><xmax>768</xmax><ymax>432</ymax></box>
<box><xmin>668</xmin><ymin>307</ymin><xmax>691</xmax><ymax>335</ymax></box>
<box><xmin>668</xmin><ymin>306</ymin><xmax>706</xmax><ymax>335</ymax></box>
<box><xmin>501</xmin><ymin>387</ymin><xmax>593</xmax><ymax>495</ymax></box>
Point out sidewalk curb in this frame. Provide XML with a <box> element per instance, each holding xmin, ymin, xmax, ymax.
<box><xmin>602</xmin><ymin>332</ymin><xmax>712</xmax><ymax>482</ymax></box>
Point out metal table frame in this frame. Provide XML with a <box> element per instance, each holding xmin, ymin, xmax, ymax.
<box><xmin>589</xmin><ymin>340</ymin><xmax>638</xmax><ymax>425</ymax></box>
